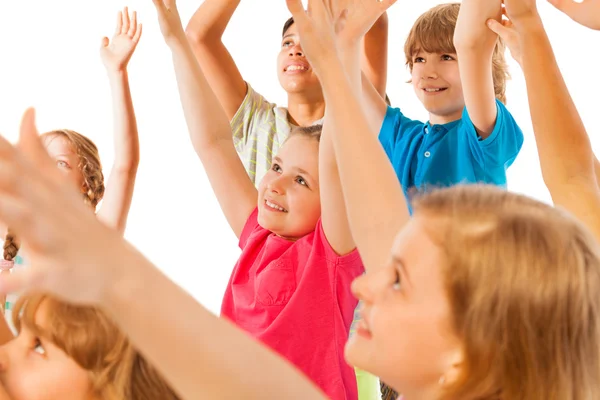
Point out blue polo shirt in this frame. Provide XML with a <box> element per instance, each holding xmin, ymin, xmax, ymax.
<box><xmin>378</xmin><ymin>99</ymin><xmax>523</xmax><ymax>212</ymax></box>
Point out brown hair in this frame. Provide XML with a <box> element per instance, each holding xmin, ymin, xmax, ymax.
<box><xmin>412</xmin><ymin>185</ymin><xmax>600</xmax><ymax>399</ymax></box>
<box><xmin>282</xmin><ymin>17</ymin><xmax>294</xmax><ymax>37</ymax></box>
<box><xmin>404</xmin><ymin>3</ymin><xmax>509</xmax><ymax>104</ymax></box>
<box><xmin>13</xmin><ymin>294</ymin><xmax>179</xmax><ymax>400</ymax></box>
<box><xmin>285</xmin><ymin>125</ymin><xmax>323</xmax><ymax>146</ymax></box>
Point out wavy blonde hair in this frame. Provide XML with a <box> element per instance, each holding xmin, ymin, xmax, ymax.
<box><xmin>13</xmin><ymin>294</ymin><xmax>179</xmax><ymax>400</ymax></box>
<box><xmin>412</xmin><ymin>185</ymin><xmax>600</xmax><ymax>399</ymax></box>
<box><xmin>404</xmin><ymin>3</ymin><xmax>509</xmax><ymax>104</ymax></box>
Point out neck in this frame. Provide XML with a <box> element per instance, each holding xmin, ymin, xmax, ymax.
<box><xmin>428</xmin><ymin>109</ymin><xmax>463</xmax><ymax>126</ymax></box>
<box><xmin>286</xmin><ymin>91</ymin><xmax>326</xmax><ymax>127</ymax></box>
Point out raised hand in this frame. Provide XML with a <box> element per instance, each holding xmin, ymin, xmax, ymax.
<box><xmin>0</xmin><ymin>109</ymin><xmax>129</xmax><ymax>305</ymax></box>
<box><xmin>498</xmin><ymin>0</ymin><xmax>539</xmax><ymax>25</ymax></box>
<box><xmin>330</xmin><ymin>0</ymin><xmax>397</xmax><ymax>45</ymax></box>
<box><xmin>151</xmin><ymin>0</ymin><xmax>186</xmax><ymax>44</ymax></box>
<box><xmin>100</xmin><ymin>7</ymin><xmax>142</xmax><ymax>72</ymax></box>
<box><xmin>548</xmin><ymin>0</ymin><xmax>600</xmax><ymax>30</ymax></box>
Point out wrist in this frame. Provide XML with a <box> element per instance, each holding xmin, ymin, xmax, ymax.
<box><xmin>511</xmin><ymin>12</ymin><xmax>544</xmax><ymax>33</ymax></box>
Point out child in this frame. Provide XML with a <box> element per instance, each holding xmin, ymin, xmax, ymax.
<box><xmin>184</xmin><ymin>0</ymin><xmax>389</xmax><ymax>186</ymax></box>
<box><xmin>1</xmin><ymin>107</ymin><xmax>600</xmax><ymax>399</ymax></box>
<box><xmin>0</xmin><ymin>293</ymin><xmax>178</xmax><ymax>399</ymax></box>
<box><xmin>152</xmin><ymin>0</ymin><xmax>364</xmax><ymax>398</ymax></box>
<box><xmin>486</xmin><ymin>0</ymin><xmax>600</xmax><ymax>242</ymax></box>
<box><xmin>0</xmin><ymin>7</ymin><xmax>141</xmax><ymax>329</ymax></box>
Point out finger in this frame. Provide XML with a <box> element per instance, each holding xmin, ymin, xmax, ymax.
<box><xmin>486</xmin><ymin>18</ymin><xmax>509</xmax><ymax>37</ymax></box>
<box><xmin>128</xmin><ymin>10</ymin><xmax>137</xmax><ymax>37</ymax></box>
<box><xmin>100</xmin><ymin>36</ymin><xmax>109</xmax><ymax>49</ymax></box>
<box><xmin>16</xmin><ymin>109</ymin><xmax>58</xmax><ymax>177</ymax></box>
<box><xmin>122</xmin><ymin>7</ymin><xmax>130</xmax><ymax>35</ymax></box>
<box><xmin>114</xmin><ymin>11</ymin><xmax>123</xmax><ymax>36</ymax></box>
<box><xmin>133</xmin><ymin>24</ymin><xmax>142</xmax><ymax>44</ymax></box>
<box><xmin>286</xmin><ymin>0</ymin><xmax>309</xmax><ymax>24</ymax></box>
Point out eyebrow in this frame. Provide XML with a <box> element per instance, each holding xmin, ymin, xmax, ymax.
<box><xmin>273</xmin><ymin>157</ymin><xmax>316</xmax><ymax>183</ymax></box>
<box><xmin>392</xmin><ymin>255</ymin><xmax>411</xmax><ymax>286</ymax></box>
<box><xmin>282</xmin><ymin>33</ymin><xmax>296</xmax><ymax>41</ymax></box>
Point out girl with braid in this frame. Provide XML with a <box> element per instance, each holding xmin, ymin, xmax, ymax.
<box><xmin>0</xmin><ymin>7</ymin><xmax>142</xmax><ymax>331</ymax></box>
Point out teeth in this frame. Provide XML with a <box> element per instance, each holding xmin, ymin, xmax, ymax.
<box><xmin>266</xmin><ymin>200</ymin><xmax>286</xmax><ymax>212</ymax></box>
<box><xmin>286</xmin><ymin>65</ymin><xmax>307</xmax><ymax>72</ymax></box>
<box><xmin>425</xmin><ymin>88</ymin><xmax>442</xmax><ymax>92</ymax></box>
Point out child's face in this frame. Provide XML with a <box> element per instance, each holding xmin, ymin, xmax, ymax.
<box><xmin>257</xmin><ymin>135</ymin><xmax>321</xmax><ymax>239</ymax></box>
<box><xmin>0</xmin><ymin>302</ymin><xmax>95</xmax><ymax>400</ymax></box>
<box><xmin>344</xmin><ymin>216</ymin><xmax>462</xmax><ymax>397</ymax></box>
<box><xmin>277</xmin><ymin>23</ymin><xmax>322</xmax><ymax>98</ymax></box>
<box><xmin>43</xmin><ymin>135</ymin><xmax>85</xmax><ymax>190</ymax></box>
<box><xmin>410</xmin><ymin>51</ymin><xmax>465</xmax><ymax>124</ymax></box>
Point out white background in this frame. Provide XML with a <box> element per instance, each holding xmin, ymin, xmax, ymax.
<box><xmin>0</xmin><ymin>0</ymin><xmax>597</xmax><ymax>313</ymax></box>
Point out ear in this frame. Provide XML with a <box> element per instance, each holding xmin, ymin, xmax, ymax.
<box><xmin>440</xmin><ymin>347</ymin><xmax>464</xmax><ymax>387</ymax></box>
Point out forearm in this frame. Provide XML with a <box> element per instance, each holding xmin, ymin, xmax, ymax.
<box><xmin>317</xmin><ymin>57</ymin><xmax>408</xmax><ymax>271</ymax></box>
<box><xmin>106</xmin><ymin>70</ymin><xmax>140</xmax><ymax>171</ymax></box>
<box><xmin>518</xmin><ymin>16</ymin><xmax>594</xmax><ymax>186</ymax></box>
<box><xmin>104</xmin><ymin>247</ymin><xmax>326</xmax><ymax>400</ymax></box>
<box><xmin>185</xmin><ymin>0</ymin><xmax>241</xmax><ymax>42</ymax></box>
<box><xmin>361</xmin><ymin>13</ymin><xmax>388</xmax><ymax>97</ymax></box>
<box><xmin>454</xmin><ymin>0</ymin><xmax>501</xmax><ymax>49</ymax></box>
<box><xmin>168</xmin><ymin>36</ymin><xmax>234</xmax><ymax>150</ymax></box>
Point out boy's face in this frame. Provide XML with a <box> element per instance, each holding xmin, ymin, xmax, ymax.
<box><xmin>0</xmin><ymin>301</ymin><xmax>95</xmax><ymax>400</ymax></box>
<box><xmin>410</xmin><ymin>51</ymin><xmax>465</xmax><ymax>124</ymax></box>
<box><xmin>257</xmin><ymin>134</ymin><xmax>321</xmax><ymax>240</ymax></box>
<box><xmin>276</xmin><ymin>23</ymin><xmax>322</xmax><ymax>98</ymax></box>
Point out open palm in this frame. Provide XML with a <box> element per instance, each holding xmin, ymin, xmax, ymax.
<box><xmin>549</xmin><ymin>0</ymin><xmax>600</xmax><ymax>30</ymax></box>
<box><xmin>331</xmin><ymin>0</ymin><xmax>397</xmax><ymax>44</ymax></box>
<box><xmin>100</xmin><ymin>7</ymin><xmax>142</xmax><ymax>72</ymax></box>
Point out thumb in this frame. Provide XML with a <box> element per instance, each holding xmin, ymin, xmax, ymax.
<box><xmin>486</xmin><ymin>18</ymin><xmax>509</xmax><ymax>38</ymax></box>
<box><xmin>100</xmin><ymin>37</ymin><xmax>109</xmax><ymax>49</ymax></box>
<box><xmin>0</xmin><ymin>268</ymin><xmax>39</xmax><ymax>296</ymax></box>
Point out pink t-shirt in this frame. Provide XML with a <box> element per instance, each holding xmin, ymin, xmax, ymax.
<box><xmin>221</xmin><ymin>208</ymin><xmax>364</xmax><ymax>400</ymax></box>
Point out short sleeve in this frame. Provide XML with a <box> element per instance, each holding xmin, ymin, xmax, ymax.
<box><xmin>460</xmin><ymin>99</ymin><xmax>524</xmax><ymax>168</ymax></box>
<box><xmin>378</xmin><ymin>106</ymin><xmax>423</xmax><ymax>162</ymax></box>
<box><xmin>230</xmin><ymin>83</ymin><xmax>277</xmax><ymax>153</ymax></box>
<box><xmin>313</xmin><ymin>220</ymin><xmax>363</xmax><ymax>271</ymax></box>
<box><xmin>239</xmin><ymin>207</ymin><xmax>260</xmax><ymax>250</ymax></box>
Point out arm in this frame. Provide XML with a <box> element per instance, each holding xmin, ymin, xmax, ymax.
<box><xmin>361</xmin><ymin>13</ymin><xmax>388</xmax><ymax>98</ymax></box>
<box><xmin>153</xmin><ymin>0</ymin><xmax>256</xmax><ymax>238</ymax></box>
<box><xmin>453</xmin><ymin>0</ymin><xmax>502</xmax><ymax>138</ymax></box>
<box><xmin>96</xmin><ymin>8</ymin><xmax>142</xmax><ymax>235</ymax></box>
<box><xmin>511</xmin><ymin>13</ymin><xmax>600</xmax><ymax>240</ymax></box>
<box><xmin>184</xmin><ymin>0</ymin><xmax>248</xmax><ymax>120</ymax></box>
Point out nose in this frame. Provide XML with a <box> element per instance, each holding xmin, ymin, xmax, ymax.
<box><xmin>421</xmin><ymin>62</ymin><xmax>438</xmax><ymax>80</ymax></box>
<box><xmin>288</xmin><ymin>44</ymin><xmax>304</xmax><ymax>58</ymax></box>
<box><xmin>267</xmin><ymin>175</ymin><xmax>287</xmax><ymax>195</ymax></box>
<box><xmin>351</xmin><ymin>267</ymin><xmax>391</xmax><ymax>303</ymax></box>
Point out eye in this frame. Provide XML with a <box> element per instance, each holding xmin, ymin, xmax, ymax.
<box><xmin>33</xmin><ymin>338</ymin><xmax>46</xmax><ymax>356</ymax></box>
<box><xmin>282</xmin><ymin>40</ymin><xmax>293</xmax><ymax>47</ymax></box>
<box><xmin>295</xmin><ymin>176</ymin><xmax>308</xmax><ymax>187</ymax></box>
<box><xmin>414</xmin><ymin>57</ymin><xmax>425</xmax><ymax>63</ymax></box>
<box><xmin>272</xmin><ymin>163</ymin><xmax>282</xmax><ymax>173</ymax></box>
<box><xmin>56</xmin><ymin>160</ymin><xmax>70</xmax><ymax>169</ymax></box>
<box><xmin>441</xmin><ymin>54</ymin><xmax>455</xmax><ymax>61</ymax></box>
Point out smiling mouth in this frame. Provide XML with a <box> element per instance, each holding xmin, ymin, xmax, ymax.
<box><xmin>265</xmin><ymin>199</ymin><xmax>288</xmax><ymax>212</ymax></box>
<box><xmin>284</xmin><ymin>65</ymin><xmax>308</xmax><ymax>72</ymax></box>
<box><xmin>423</xmin><ymin>88</ymin><xmax>447</xmax><ymax>93</ymax></box>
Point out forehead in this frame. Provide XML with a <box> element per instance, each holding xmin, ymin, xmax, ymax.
<box><xmin>391</xmin><ymin>217</ymin><xmax>444</xmax><ymax>283</ymax></box>
<box><xmin>43</xmin><ymin>135</ymin><xmax>76</xmax><ymax>156</ymax></box>
<box><xmin>276</xmin><ymin>135</ymin><xmax>319</xmax><ymax>176</ymax></box>
<box><xmin>282</xmin><ymin>22</ymin><xmax>298</xmax><ymax>39</ymax></box>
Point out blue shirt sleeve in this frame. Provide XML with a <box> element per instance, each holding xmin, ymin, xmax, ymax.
<box><xmin>378</xmin><ymin>106</ymin><xmax>423</xmax><ymax>162</ymax></box>
<box><xmin>460</xmin><ymin>99</ymin><xmax>524</xmax><ymax>168</ymax></box>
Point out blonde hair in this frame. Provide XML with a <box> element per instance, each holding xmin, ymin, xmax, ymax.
<box><xmin>13</xmin><ymin>294</ymin><xmax>179</xmax><ymax>400</ymax></box>
<box><xmin>287</xmin><ymin>125</ymin><xmax>322</xmax><ymax>143</ymax></box>
<box><xmin>42</xmin><ymin>129</ymin><xmax>105</xmax><ymax>208</ymax></box>
<box><xmin>404</xmin><ymin>3</ymin><xmax>509</xmax><ymax>104</ymax></box>
<box><xmin>412</xmin><ymin>185</ymin><xmax>600</xmax><ymax>399</ymax></box>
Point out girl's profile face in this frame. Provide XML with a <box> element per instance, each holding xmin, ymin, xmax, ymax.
<box><xmin>345</xmin><ymin>217</ymin><xmax>462</xmax><ymax>397</ymax></box>
<box><xmin>0</xmin><ymin>301</ymin><xmax>95</xmax><ymax>400</ymax></box>
<box><xmin>42</xmin><ymin>134</ymin><xmax>85</xmax><ymax>191</ymax></box>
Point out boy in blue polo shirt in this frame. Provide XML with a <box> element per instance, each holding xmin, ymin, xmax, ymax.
<box><xmin>358</xmin><ymin>1</ymin><xmax>524</xmax><ymax>212</ymax></box>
